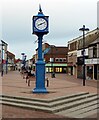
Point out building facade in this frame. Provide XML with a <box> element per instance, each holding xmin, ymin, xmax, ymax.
<box><xmin>67</xmin><ymin>40</ymin><xmax>77</xmax><ymax>76</ymax></box>
<box><xmin>35</xmin><ymin>43</ymin><xmax>68</xmax><ymax>73</ymax></box>
<box><xmin>77</xmin><ymin>28</ymin><xmax>99</xmax><ymax>79</ymax></box>
<box><xmin>68</xmin><ymin>28</ymin><xmax>99</xmax><ymax>80</ymax></box>
<box><xmin>7</xmin><ymin>51</ymin><xmax>15</xmax><ymax>71</ymax></box>
<box><xmin>85</xmin><ymin>38</ymin><xmax>99</xmax><ymax>80</ymax></box>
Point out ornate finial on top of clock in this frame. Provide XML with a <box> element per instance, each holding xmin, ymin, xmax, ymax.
<box><xmin>39</xmin><ymin>4</ymin><xmax>43</xmax><ymax>13</ymax></box>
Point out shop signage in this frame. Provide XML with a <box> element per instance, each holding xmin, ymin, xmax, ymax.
<box><xmin>85</xmin><ymin>58</ymin><xmax>99</xmax><ymax>64</ymax></box>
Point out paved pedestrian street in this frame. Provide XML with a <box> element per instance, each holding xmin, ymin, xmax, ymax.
<box><xmin>0</xmin><ymin>71</ymin><xmax>98</xmax><ymax>119</ymax></box>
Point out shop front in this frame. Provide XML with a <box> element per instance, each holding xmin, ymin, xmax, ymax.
<box><xmin>45</xmin><ymin>63</ymin><xmax>67</xmax><ymax>73</ymax></box>
<box><xmin>67</xmin><ymin>63</ymin><xmax>73</xmax><ymax>75</ymax></box>
<box><xmin>77</xmin><ymin>57</ymin><xmax>83</xmax><ymax>79</ymax></box>
<box><xmin>85</xmin><ymin>58</ymin><xmax>99</xmax><ymax>80</ymax></box>
<box><xmin>86</xmin><ymin>65</ymin><xmax>93</xmax><ymax>80</ymax></box>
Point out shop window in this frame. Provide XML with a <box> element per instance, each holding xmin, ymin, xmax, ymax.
<box><xmin>56</xmin><ymin>68</ymin><xmax>59</xmax><ymax>72</ymax></box>
<box><xmin>46</xmin><ymin>67</ymin><xmax>49</xmax><ymax>72</ymax></box>
<box><xmin>98</xmin><ymin>65</ymin><xmax>99</xmax><ymax>80</ymax></box>
<box><xmin>86</xmin><ymin>66</ymin><xmax>93</xmax><ymax>80</ymax></box>
<box><xmin>63</xmin><ymin>68</ymin><xmax>66</xmax><ymax>73</ymax></box>
<box><xmin>49</xmin><ymin>67</ymin><xmax>53</xmax><ymax>72</ymax></box>
<box><xmin>68</xmin><ymin>67</ymin><xmax>72</xmax><ymax>75</ymax></box>
<box><xmin>60</xmin><ymin>68</ymin><xmax>62</xmax><ymax>72</ymax></box>
<box><xmin>55</xmin><ymin>67</ymin><xmax>62</xmax><ymax>72</ymax></box>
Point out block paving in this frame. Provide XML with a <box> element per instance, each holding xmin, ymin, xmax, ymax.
<box><xmin>0</xmin><ymin>71</ymin><xmax>98</xmax><ymax>119</ymax></box>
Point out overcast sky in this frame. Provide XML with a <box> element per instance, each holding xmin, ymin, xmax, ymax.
<box><xmin>0</xmin><ymin>0</ymin><xmax>98</xmax><ymax>59</ymax></box>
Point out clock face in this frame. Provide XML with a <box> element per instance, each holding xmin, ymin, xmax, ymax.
<box><xmin>35</xmin><ymin>18</ymin><xmax>47</xmax><ymax>30</ymax></box>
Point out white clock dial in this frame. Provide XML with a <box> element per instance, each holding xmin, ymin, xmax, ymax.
<box><xmin>35</xmin><ymin>18</ymin><xmax>47</xmax><ymax>30</ymax></box>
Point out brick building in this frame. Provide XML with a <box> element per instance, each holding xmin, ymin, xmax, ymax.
<box><xmin>35</xmin><ymin>43</ymin><xmax>68</xmax><ymax>73</ymax></box>
<box><xmin>15</xmin><ymin>59</ymin><xmax>22</xmax><ymax>71</ymax></box>
<box><xmin>7</xmin><ymin>51</ymin><xmax>15</xmax><ymax>71</ymax></box>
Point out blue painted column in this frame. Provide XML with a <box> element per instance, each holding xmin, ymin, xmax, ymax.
<box><xmin>33</xmin><ymin>35</ymin><xmax>48</xmax><ymax>93</ymax></box>
<box><xmin>38</xmin><ymin>35</ymin><xmax>43</xmax><ymax>61</ymax></box>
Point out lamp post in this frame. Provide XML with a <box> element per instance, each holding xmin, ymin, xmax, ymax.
<box><xmin>1</xmin><ymin>43</ymin><xmax>4</xmax><ymax>77</ymax></box>
<box><xmin>6</xmin><ymin>51</ymin><xmax>8</xmax><ymax>74</ymax></box>
<box><xmin>1</xmin><ymin>40</ymin><xmax>8</xmax><ymax>76</ymax></box>
<box><xmin>79</xmin><ymin>25</ymin><xmax>89</xmax><ymax>86</ymax></box>
<box><xmin>50</xmin><ymin>45</ymin><xmax>55</xmax><ymax>78</ymax></box>
<box><xmin>21</xmin><ymin>53</ymin><xmax>27</xmax><ymax>69</ymax></box>
<box><xmin>24</xmin><ymin>55</ymin><xmax>27</xmax><ymax>68</ymax></box>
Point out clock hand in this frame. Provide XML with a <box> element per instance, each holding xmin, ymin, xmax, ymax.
<box><xmin>38</xmin><ymin>22</ymin><xmax>45</xmax><ymax>26</ymax></box>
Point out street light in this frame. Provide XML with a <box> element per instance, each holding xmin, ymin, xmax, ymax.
<box><xmin>50</xmin><ymin>45</ymin><xmax>55</xmax><ymax>78</ymax></box>
<box><xmin>5</xmin><ymin>51</ymin><xmax>8</xmax><ymax>74</ymax></box>
<box><xmin>21</xmin><ymin>53</ymin><xmax>26</xmax><ymax>69</ymax></box>
<box><xmin>1</xmin><ymin>43</ymin><xmax>4</xmax><ymax>77</ymax></box>
<box><xmin>1</xmin><ymin>40</ymin><xmax>8</xmax><ymax>76</ymax></box>
<box><xmin>24</xmin><ymin>55</ymin><xmax>27</xmax><ymax>68</ymax></box>
<box><xmin>79</xmin><ymin>25</ymin><xmax>89</xmax><ymax>86</ymax></box>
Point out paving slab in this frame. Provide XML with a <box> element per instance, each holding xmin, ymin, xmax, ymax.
<box><xmin>0</xmin><ymin>71</ymin><xmax>98</xmax><ymax>119</ymax></box>
<box><xmin>1</xmin><ymin>71</ymin><xmax>98</xmax><ymax>99</ymax></box>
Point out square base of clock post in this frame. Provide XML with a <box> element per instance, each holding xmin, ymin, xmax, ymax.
<box><xmin>33</xmin><ymin>60</ymin><xmax>48</xmax><ymax>93</ymax></box>
<box><xmin>33</xmin><ymin>88</ymin><xmax>48</xmax><ymax>93</ymax></box>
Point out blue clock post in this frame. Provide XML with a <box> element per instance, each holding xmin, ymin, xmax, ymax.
<box><xmin>32</xmin><ymin>5</ymin><xmax>49</xmax><ymax>93</ymax></box>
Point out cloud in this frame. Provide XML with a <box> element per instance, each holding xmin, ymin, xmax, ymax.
<box><xmin>1</xmin><ymin>0</ymin><xmax>98</xmax><ymax>59</ymax></box>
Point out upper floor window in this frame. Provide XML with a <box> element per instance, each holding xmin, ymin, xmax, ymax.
<box><xmin>63</xmin><ymin>58</ymin><xmax>66</xmax><ymax>62</ymax></box>
<box><xmin>55</xmin><ymin>58</ymin><xmax>59</xmax><ymax>62</ymax></box>
<box><xmin>55</xmin><ymin>58</ymin><xmax>66</xmax><ymax>62</ymax></box>
<box><xmin>60</xmin><ymin>58</ymin><xmax>63</xmax><ymax>62</ymax></box>
<box><xmin>89</xmin><ymin>46</ymin><xmax>97</xmax><ymax>58</ymax></box>
<box><xmin>93</xmin><ymin>46</ymin><xmax>97</xmax><ymax>58</ymax></box>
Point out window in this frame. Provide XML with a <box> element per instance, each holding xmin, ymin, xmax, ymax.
<box><xmin>63</xmin><ymin>58</ymin><xmax>66</xmax><ymax>62</ymax></box>
<box><xmin>55</xmin><ymin>58</ymin><xmax>66</xmax><ymax>62</ymax></box>
<box><xmin>87</xmin><ymin>66</ymin><xmax>93</xmax><ymax>80</ymax></box>
<box><xmin>55</xmin><ymin>67</ymin><xmax>62</xmax><ymax>72</ymax></box>
<box><xmin>46</xmin><ymin>68</ymin><xmax>49</xmax><ymax>72</ymax></box>
<box><xmin>60</xmin><ymin>58</ymin><xmax>62</xmax><ymax>62</ymax></box>
<box><xmin>89</xmin><ymin>47</ymin><xmax>93</xmax><ymax>58</ymax></box>
<box><xmin>49</xmin><ymin>67</ymin><xmax>53</xmax><ymax>72</ymax></box>
<box><xmin>55</xmin><ymin>58</ymin><xmax>59</xmax><ymax>62</ymax></box>
<box><xmin>93</xmin><ymin>46</ymin><xmax>97</xmax><ymax>58</ymax></box>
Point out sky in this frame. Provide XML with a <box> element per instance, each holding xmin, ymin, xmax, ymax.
<box><xmin>0</xmin><ymin>0</ymin><xmax>98</xmax><ymax>59</ymax></box>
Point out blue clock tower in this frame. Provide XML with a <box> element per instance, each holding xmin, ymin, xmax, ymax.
<box><xmin>32</xmin><ymin>5</ymin><xmax>49</xmax><ymax>93</ymax></box>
